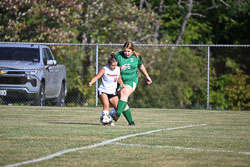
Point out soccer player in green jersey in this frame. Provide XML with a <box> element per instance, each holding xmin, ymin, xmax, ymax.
<box><xmin>111</xmin><ymin>42</ymin><xmax>152</xmax><ymax>125</ymax></box>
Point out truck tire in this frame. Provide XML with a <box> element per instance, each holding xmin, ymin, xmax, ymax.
<box><xmin>56</xmin><ymin>82</ymin><xmax>65</xmax><ymax>107</ymax></box>
<box><xmin>35</xmin><ymin>83</ymin><xmax>45</xmax><ymax>106</ymax></box>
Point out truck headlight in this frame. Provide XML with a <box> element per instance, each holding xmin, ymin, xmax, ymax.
<box><xmin>25</xmin><ymin>70</ymin><xmax>38</xmax><ymax>75</ymax></box>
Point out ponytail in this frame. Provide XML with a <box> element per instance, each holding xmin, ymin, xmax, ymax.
<box><xmin>108</xmin><ymin>53</ymin><xmax>117</xmax><ymax>65</ymax></box>
<box><xmin>133</xmin><ymin>51</ymin><xmax>140</xmax><ymax>57</ymax></box>
<box><xmin>110</xmin><ymin>53</ymin><xmax>116</xmax><ymax>58</ymax></box>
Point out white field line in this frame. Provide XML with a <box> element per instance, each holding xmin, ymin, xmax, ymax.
<box><xmin>113</xmin><ymin>143</ymin><xmax>250</xmax><ymax>155</ymax></box>
<box><xmin>3</xmin><ymin>124</ymin><xmax>207</xmax><ymax>167</ymax></box>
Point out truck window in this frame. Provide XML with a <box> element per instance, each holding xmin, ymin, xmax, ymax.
<box><xmin>44</xmin><ymin>48</ymin><xmax>54</xmax><ymax>60</ymax></box>
<box><xmin>0</xmin><ymin>47</ymin><xmax>40</xmax><ymax>62</ymax></box>
<box><xmin>42</xmin><ymin>49</ymin><xmax>47</xmax><ymax>65</ymax></box>
<box><xmin>42</xmin><ymin>48</ymin><xmax>54</xmax><ymax>65</ymax></box>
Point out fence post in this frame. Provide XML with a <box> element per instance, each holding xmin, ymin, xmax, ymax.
<box><xmin>95</xmin><ymin>44</ymin><xmax>99</xmax><ymax>107</ymax></box>
<box><xmin>206</xmin><ymin>46</ymin><xmax>210</xmax><ymax>109</ymax></box>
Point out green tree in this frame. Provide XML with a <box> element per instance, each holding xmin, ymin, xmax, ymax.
<box><xmin>226</xmin><ymin>72</ymin><xmax>250</xmax><ymax>111</ymax></box>
<box><xmin>130</xmin><ymin>46</ymin><xmax>207</xmax><ymax>108</ymax></box>
<box><xmin>0</xmin><ymin>0</ymin><xmax>80</xmax><ymax>42</ymax></box>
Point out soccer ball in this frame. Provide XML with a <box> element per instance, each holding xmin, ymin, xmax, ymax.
<box><xmin>100</xmin><ymin>113</ymin><xmax>112</xmax><ymax>125</ymax></box>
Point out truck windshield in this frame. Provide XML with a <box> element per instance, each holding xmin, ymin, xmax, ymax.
<box><xmin>0</xmin><ymin>47</ymin><xmax>40</xmax><ymax>62</ymax></box>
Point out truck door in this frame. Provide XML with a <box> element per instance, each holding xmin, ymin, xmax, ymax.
<box><xmin>42</xmin><ymin>48</ymin><xmax>57</xmax><ymax>97</ymax></box>
<box><xmin>46</xmin><ymin>48</ymin><xmax>60</xmax><ymax>97</ymax></box>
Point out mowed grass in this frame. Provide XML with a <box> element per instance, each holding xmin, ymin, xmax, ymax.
<box><xmin>0</xmin><ymin>106</ymin><xmax>250</xmax><ymax>167</ymax></box>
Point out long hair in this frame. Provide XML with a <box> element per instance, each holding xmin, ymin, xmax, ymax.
<box><xmin>123</xmin><ymin>42</ymin><xmax>140</xmax><ymax>57</ymax></box>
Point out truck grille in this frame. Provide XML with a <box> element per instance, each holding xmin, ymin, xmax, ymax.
<box><xmin>0</xmin><ymin>76</ymin><xmax>37</xmax><ymax>87</ymax></box>
<box><xmin>7</xmin><ymin>71</ymin><xmax>26</xmax><ymax>74</ymax></box>
<box><xmin>0</xmin><ymin>76</ymin><xmax>27</xmax><ymax>84</ymax></box>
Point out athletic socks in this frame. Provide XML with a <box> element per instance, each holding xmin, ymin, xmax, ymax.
<box><xmin>113</xmin><ymin>100</ymin><xmax>135</xmax><ymax>124</ymax></box>
<box><xmin>123</xmin><ymin>108</ymin><xmax>133</xmax><ymax>124</ymax></box>
<box><xmin>100</xmin><ymin>110</ymin><xmax>109</xmax><ymax>120</ymax></box>
<box><xmin>102</xmin><ymin>110</ymin><xmax>109</xmax><ymax>115</ymax></box>
<box><xmin>116</xmin><ymin>100</ymin><xmax>127</xmax><ymax>115</ymax></box>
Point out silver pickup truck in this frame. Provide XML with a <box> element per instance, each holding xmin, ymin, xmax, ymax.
<box><xmin>0</xmin><ymin>44</ymin><xmax>67</xmax><ymax>106</ymax></box>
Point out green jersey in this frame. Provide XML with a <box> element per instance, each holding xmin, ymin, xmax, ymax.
<box><xmin>115</xmin><ymin>51</ymin><xmax>143</xmax><ymax>82</ymax></box>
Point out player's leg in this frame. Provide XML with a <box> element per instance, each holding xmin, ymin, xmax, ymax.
<box><xmin>109</xmin><ymin>98</ymin><xmax>134</xmax><ymax>125</ymax></box>
<box><xmin>99</xmin><ymin>92</ymin><xmax>110</xmax><ymax>111</ymax></box>
<box><xmin>111</xmin><ymin>84</ymin><xmax>134</xmax><ymax>121</ymax></box>
<box><xmin>98</xmin><ymin>92</ymin><xmax>110</xmax><ymax>124</ymax></box>
<box><xmin>123</xmin><ymin>105</ymin><xmax>135</xmax><ymax>125</ymax></box>
<box><xmin>119</xmin><ymin>81</ymin><xmax>137</xmax><ymax>124</ymax></box>
<box><xmin>118</xmin><ymin>84</ymin><xmax>134</xmax><ymax>112</ymax></box>
<box><xmin>108</xmin><ymin>95</ymin><xmax>119</xmax><ymax>126</ymax></box>
<box><xmin>109</xmin><ymin>95</ymin><xmax>119</xmax><ymax>110</ymax></box>
<box><xmin>117</xmin><ymin>85</ymin><xmax>133</xmax><ymax>114</ymax></box>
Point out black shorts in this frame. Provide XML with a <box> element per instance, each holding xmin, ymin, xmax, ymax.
<box><xmin>98</xmin><ymin>91</ymin><xmax>118</xmax><ymax>99</ymax></box>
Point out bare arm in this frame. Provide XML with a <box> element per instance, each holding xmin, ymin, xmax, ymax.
<box><xmin>139</xmin><ymin>64</ymin><xmax>152</xmax><ymax>84</ymax></box>
<box><xmin>88</xmin><ymin>68</ymin><xmax>105</xmax><ymax>87</ymax></box>
<box><xmin>118</xmin><ymin>74</ymin><xmax>125</xmax><ymax>88</ymax></box>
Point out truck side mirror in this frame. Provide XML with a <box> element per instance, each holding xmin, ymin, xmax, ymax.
<box><xmin>47</xmin><ymin>59</ymin><xmax>57</xmax><ymax>66</ymax></box>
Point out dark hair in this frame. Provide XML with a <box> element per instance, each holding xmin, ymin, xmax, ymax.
<box><xmin>108</xmin><ymin>53</ymin><xmax>117</xmax><ymax>65</ymax></box>
<box><xmin>123</xmin><ymin>41</ymin><xmax>140</xmax><ymax>57</ymax></box>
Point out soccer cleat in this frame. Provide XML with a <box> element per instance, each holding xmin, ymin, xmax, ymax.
<box><xmin>110</xmin><ymin>112</ymin><xmax>120</xmax><ymax>122</ymax></box>
<box><xmin>128</xmin><ymin>121</ymin><xmax>135</xmax><ymax>126</ymax></box>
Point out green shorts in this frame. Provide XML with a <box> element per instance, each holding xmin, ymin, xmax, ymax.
<box><xmin>118</xmin><ymin>78</ymin><xmax>138</xmax><ymax>91</ymax></box>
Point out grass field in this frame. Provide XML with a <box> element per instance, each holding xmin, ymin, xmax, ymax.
<box><xmin>0</xmin><ymin>106</ymin><xmax>250</xmax><ymax>167</ymax></box>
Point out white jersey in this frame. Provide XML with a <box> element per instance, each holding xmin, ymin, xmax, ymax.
<box><xmin>98</xmin><ymin>65</ymin><xmax>120</xmax><ymax>94</ymax></box>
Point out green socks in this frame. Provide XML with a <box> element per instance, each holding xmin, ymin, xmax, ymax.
<box><xmin>123</xmin><ymin>108</ymin><xmax>133</xmax><ymax>124</ymax></box>
<box><xmin>117</xmin><ymin>100</ymin><xmax>134</xmax><ymax>124</ymax></box>
<box><xmin>117</xmin><ymin>100</ymin><xmax>127</xmax><ymax>115</ymax></box>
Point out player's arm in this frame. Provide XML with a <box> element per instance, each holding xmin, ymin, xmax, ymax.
<box><xmin>118</xmin><ymin>75</ymin><xmax>125</xmax><ymax>88</ymax></box>
<box><xmin>139</xmin><ymin>64</ymin><xmax>152</xmax><ymax>84</ymax></box>
<box><xmin>88</xmin><ymin>68</ymin><xmax>105</xmax><ymax>87</ymax></box>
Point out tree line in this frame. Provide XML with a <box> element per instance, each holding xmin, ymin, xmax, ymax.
<box><xmin>0</xmin><ymin>0</ymin><xmax>249</xmax><ymax>110</ymax></box>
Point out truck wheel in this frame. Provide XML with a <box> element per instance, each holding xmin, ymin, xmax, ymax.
<box><xmin>35</xmin><ymin>83</ymin><xmax>45</xmax><ymax>106</ymax></box>
<box><xmin>56</xmin><ymin>82</ymin><xmax>65</xmax><ymax>107</ymax></box>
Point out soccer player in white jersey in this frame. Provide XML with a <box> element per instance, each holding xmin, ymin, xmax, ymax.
<box><xmin>88</xmin><ymin>53</ymin><xmax>124</xmax><ymax>126</ymax></box>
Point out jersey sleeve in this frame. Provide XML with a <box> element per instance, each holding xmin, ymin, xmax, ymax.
<box><xmin>101</xmin><ymin>66</ymin><xmax>107</xmax><ymax>72</ymax></box>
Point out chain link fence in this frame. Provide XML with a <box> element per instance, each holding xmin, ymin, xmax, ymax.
<box><xmin>0</xmin><ymin>42</ymin><xmax>249</xmax><ymax>110</ymax></box>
